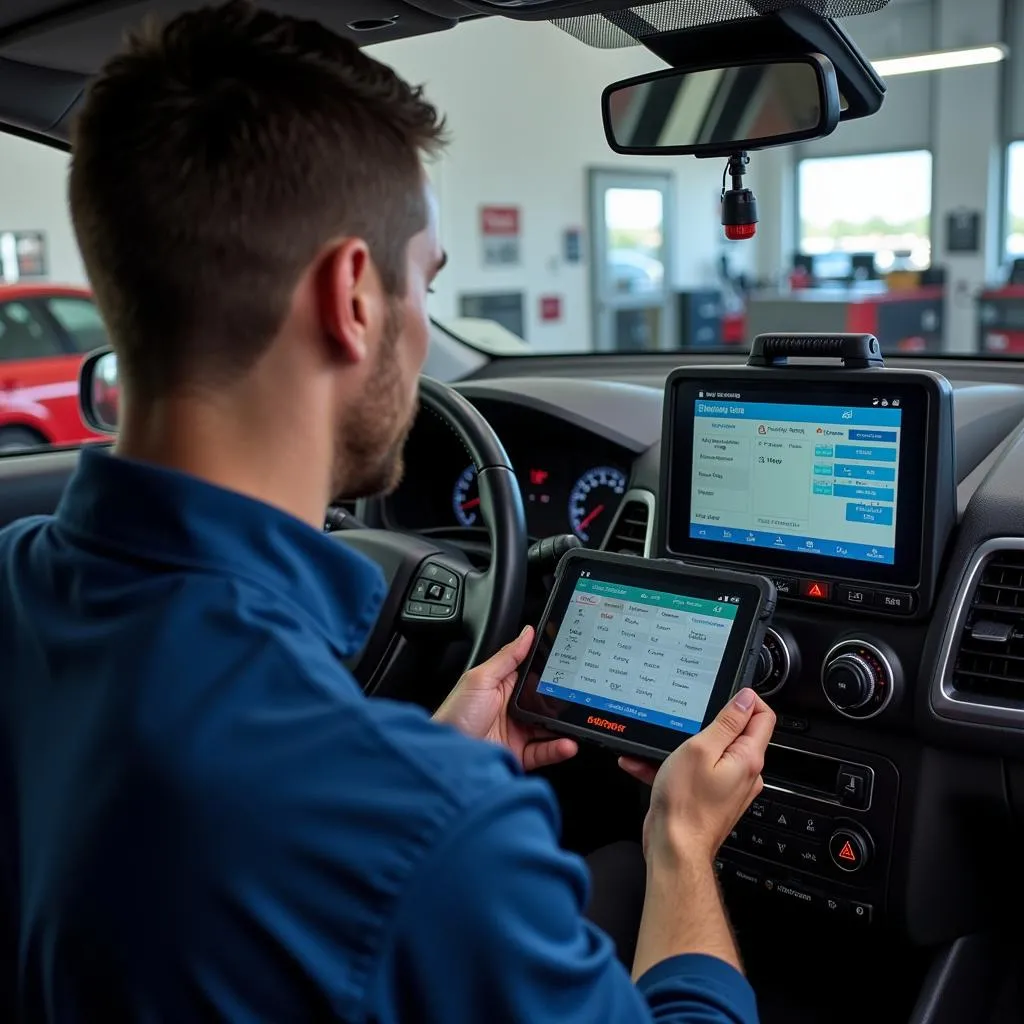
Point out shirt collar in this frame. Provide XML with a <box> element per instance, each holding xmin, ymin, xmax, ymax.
<box><xmin>56</xmin><ymin>447</ymin><xmax>386</xmax><ymax>659</ymax></box>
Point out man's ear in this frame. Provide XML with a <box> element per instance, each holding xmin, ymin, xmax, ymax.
<box><xmin>316</xmin><ymin>238</ymin><xmax>381</xmax><ymax>364</ymax></box>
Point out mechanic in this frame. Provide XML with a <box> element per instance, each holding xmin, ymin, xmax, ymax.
<box><xmin>0</xmin><ymin>3</ymin><xmax>774</xmax><ymax>1021</ymax></box>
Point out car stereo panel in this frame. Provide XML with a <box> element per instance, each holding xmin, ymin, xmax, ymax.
<box><xmin>657</xmin><ymin>366</ymin><xmax>956</xmax><ymax>619</ymax></box>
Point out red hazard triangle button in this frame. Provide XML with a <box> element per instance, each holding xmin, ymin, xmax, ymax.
<box><xmin>829</xmin><ymin>831</ymin><xmax>867</xmax><ymax>871</ymax></box>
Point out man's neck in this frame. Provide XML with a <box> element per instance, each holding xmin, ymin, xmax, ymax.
<box><xmin>116</xmin><ymin>395</ymin><xmax>332</xmax><ymax>530</ymax></box>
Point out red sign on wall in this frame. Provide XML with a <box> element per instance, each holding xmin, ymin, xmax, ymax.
<box><xmin>539</xmin><ymin>295</ymin><xmax>562</xmax><ymax>323</ymax></box>
<box><xmin>480</xmin><ymin>205</ymin><xmax>521</xmax><ymax>267</ymax></box>
<box><xmin>480</xmin><ymin>206</ymin><xmax>520</xmax><ymax>236</ymax></box>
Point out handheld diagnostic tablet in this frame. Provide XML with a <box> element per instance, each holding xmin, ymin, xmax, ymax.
<box><xmin>512</xmin><ymin>550</ymin><xmax>776</xmax><ymax>762</ymax></box>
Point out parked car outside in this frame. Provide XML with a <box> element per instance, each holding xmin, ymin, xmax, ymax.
<box><xmin>0</xmin><ymin>283</ymin><xmax>109</xmax><ymax>451</ymax></box>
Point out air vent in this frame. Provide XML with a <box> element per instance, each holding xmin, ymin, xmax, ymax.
<box><xmin>602</xmin><ymin>491</ymin><xmax>654</xmax><ymax>556</ymax></box>
<box><xmin>950</xmin><ymin>549</ymin><xmax>1024</xmax><ymax>703</ymax></box>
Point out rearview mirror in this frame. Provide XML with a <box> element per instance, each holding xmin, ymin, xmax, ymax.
<box><xmin>79</xmin><ymin>348</ymin><xmax>120</xmax><ymax>433</ymax></box>
<box><xmin>603</xmin><ymin>54</ymin><xmax>841</xmax><ymax>157</ymax></box>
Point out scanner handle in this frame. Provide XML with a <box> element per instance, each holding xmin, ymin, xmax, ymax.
<box><xmin>747</xmin><ymin>333</ymin><xmax>884</xmax><ymax>369</ymax></box>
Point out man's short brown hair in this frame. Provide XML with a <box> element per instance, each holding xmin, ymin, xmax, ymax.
<box><xmin>70</xmin><ymin>0</ymin><xmax>445</xmax><ymax>401</ymax></box>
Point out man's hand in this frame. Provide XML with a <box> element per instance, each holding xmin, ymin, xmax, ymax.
<box><xmin>434</xmin><ymin>626</ymin><xmax>578</xmax><ymax>772</ymax></box>
<box><xmin>619</xmin><ymin>688</ymin><xmax>775</xmax><ymax>866</ymax></box>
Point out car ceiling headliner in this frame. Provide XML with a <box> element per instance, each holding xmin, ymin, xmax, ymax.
<box><xmin>0</xmin><ymin>0</ymin><xmax>486</xmax><ymax>144</ymax></box>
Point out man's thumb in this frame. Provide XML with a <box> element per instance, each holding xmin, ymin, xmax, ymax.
<box><xmin>703</xmin><ymin>688</ymin><xmax>757</xmax><ymax>751</ymax></box>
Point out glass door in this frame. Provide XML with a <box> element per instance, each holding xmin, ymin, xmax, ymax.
<box><xmin>588</xmin><ymin>169</ymin><xmax>673</xmax><ymax>351</ymax></box>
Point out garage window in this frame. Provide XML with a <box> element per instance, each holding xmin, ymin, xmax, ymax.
<box><xmin>1007</xmin><ymin>142</ymin><xmax>1024</xmax><ymax>262</ymax></box>
<box><xmin>0</xmin><ymin>302</ymin><xmax>64</xmax><ymax>362</ymax></box>
<box><xmin>46</xmin><ymin>297</ymin><xmax>109</xmax><ymax>353</ymax></box>
<box><xmin>798</xmin><ymin>151</ymin><xmax>933</xmax><ymax>271</ymax></box>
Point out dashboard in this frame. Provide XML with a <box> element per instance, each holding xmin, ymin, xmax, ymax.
<box><xmin>385</xmin><ymin>397</ymin><xmax>636</xmax><ymax>547</ymax></box>
<box><xmin>364</xmin><ymin>362</ymin><xmax>1024</xmax><ymax>951</ymax></box>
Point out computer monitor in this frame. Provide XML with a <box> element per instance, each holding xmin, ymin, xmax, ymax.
<box><xmin>851</xmin><ymin>252</ymin><xmax>878</xmax><ymax>281</ymax></box>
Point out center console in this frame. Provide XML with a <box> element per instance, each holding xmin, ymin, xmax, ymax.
<box><xmin>657</xmin><ymin>335</ymin><xmax>956</xmax><ymax>622</ymax></box>
<box><xmin>654</xmin><ymin>336</ymin><xmax>958</xmax><ymax>928</ymax></box>
<box><xmin>716</xmin><ymin>740</ymin><xmax>898</xmax><ymax>924</ymax></box>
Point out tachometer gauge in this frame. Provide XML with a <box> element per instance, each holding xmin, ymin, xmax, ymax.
<box><xmin>568</xmin><ymin>467</ymin><xmax>627</xmax><ymax>543</ymax></box>
<box><xmin>452</xmin><ymin>464</ymin><xmax>481</xmax><ymax>526</ymax></box>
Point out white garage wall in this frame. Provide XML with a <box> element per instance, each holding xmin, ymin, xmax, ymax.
<box><xmin>0</xmin><ymin>2</ymin><xmax>1013</xmax><ymax>354</ymax></box>
<box><xmin>371</xmin><ymin>18</ymin><xmax>750</xmax><ymax>353</ymax></box>
<box><xmin>0</xmin><ymin>134</ymin><xmax>84</xmax><ymax>285</ymax></box>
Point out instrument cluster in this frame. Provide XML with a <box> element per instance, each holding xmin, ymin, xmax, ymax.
<box><xmin>385</xmin><ymin>400</ymin><xmax>634</xmax><ymax>546</ymax></box>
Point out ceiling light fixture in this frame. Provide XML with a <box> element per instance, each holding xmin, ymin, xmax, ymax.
<box><xmin>872</xmin><ymin>44</ymin><xmax>1008</xmax><ymax>77</ymax></box>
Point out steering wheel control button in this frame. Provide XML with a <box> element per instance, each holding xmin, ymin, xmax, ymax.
<box><xmin>821</xmin><ymin>639</ymin><xmax>899</xmax><ymax>719</ymax></box>
<box><xmin>423</xmin><ymin>563</ymin><xmax>459</xmax><ymax>589</ymax></box>
<box><xmin>405</xmin><ymin>563</ymin><xmax>462</xmax><ymax>621</ymax></box>
<box><xmin>828</xmin><ymin>828</ymin><xmax>871</xmax><ymax>873</ymax></box>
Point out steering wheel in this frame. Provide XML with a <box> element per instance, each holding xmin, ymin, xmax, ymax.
<box><xmin>335</xmin><ymin>377</ymin><xmax>528</xmax><ymax>695</ymax></box>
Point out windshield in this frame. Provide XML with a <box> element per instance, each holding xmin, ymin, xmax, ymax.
<box><xmin>0</xmin><ymin>2</ymin><xmax>1020</xmax><ymax>459</ymax></box>
<box><xmin>367</xmin><ymin>6</ymin><xmax>1023</xmax><ymax>359</ymax></box>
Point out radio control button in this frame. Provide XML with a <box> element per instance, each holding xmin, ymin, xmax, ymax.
<box><xmin>771</xmin><ymin>879</ymin><xmax>820</xmax><ymax>910</ymax></box>
<box><xmin>848</xmin><ymin>901</ymin><xmax>874</xmax><ymax>923</ymax></box>
<box><xmin>823</xmin><ymin>894</ymin><xmax>846</xmax><ymax>916</ymax></box>
<box><xmin>745</xmin><ymin>827</ymin><xmax>771</xmax><ymax>855</ymax></box>
<box><xmin>794</xmin><ymin>810</ymin><xmax>833</xmax><ymax>838</ymax></box>
<box><xmin>769</xmin><ymin>804</ymin><xmax>797</xmax><ymax>830</ymax></box>
<box><xmin>837</xmin><ymin>585</ymin><xmax>875</xmax><ymax>608</ymax></box>
<box><xmin>769</xmin><ymin>575</ymin><xmax>799</xmax><ymax>598</ymax></box>
<box><xmin>791</xmin><ymin>839</ymin><xmax>827</xmax><ymax>871</ymax></box>
<box><xmin>748</xmin><ymin>797</ymin><xmax>770</xmax><ymax>820</ymax></box>
<box><xmin>730</xmin><ymin>865</ymin><xmax>763</xmax><ymax>890</ymax></box>
<box><xmin>829</xmin><ymin>827</ymin><xmax>871</xmax><ymax>873</ymax></box>
<box><xmin>876</xmin><ymin>590</ymin><xmax>915</xmax><ymax>615</ymax></box>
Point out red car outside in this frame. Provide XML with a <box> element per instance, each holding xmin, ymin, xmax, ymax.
<box><xmin>0</xmin><ymin>283</ymin><xmax>110</xmax><ymax>451</ymax></box>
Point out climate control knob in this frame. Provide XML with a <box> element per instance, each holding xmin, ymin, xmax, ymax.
<box><xmin>753</xmin><ymin>627</ymin><xmax>796</xmax><ymax>698</ymax></box>
<box><xmin>821</xmin><ymin>639</ymin><xmax>900</xmax><ymax>720</ymax></box>
<box><xmin>823</xmin><ymin>654</ymin><xmax>875</xmax><ymax>710</ymax></box>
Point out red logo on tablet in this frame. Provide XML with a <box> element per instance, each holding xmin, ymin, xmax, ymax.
<box><xmin>587</xmin><ymin>715</ymin><xmax>626</xmax><ymax>734</ymax></box>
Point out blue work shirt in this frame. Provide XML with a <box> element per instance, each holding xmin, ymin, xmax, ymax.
<box><xmin>0</xmin><ymin>447</ymin><xmax>758</xmax><ymax>1023</ymax></box>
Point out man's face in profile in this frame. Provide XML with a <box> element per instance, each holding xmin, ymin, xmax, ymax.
<box><xmin>332</xmin><ymin>178</ymin><xmax>443</xmax><ymax>500</ymax></box>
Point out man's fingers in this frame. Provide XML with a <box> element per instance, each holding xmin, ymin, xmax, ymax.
<box><xmin>523</xmin><ymin>737</ymin><xmax>577</xmax><ymax>772</ymax></box>
<box><xmin>465</xmin><ymin>626</ymin><xmax>534</xmax><ymax>684</ymax></box>
<box><xmin>721</xmin><ymin>699</ymin><xmax>776</xmax><ymax>775</ymax></box>
<box><xmin>618</xmin><ymin>756</ymin><xmax>659</xmax><ymax>786</ymax></box>
<box><xmin>700</xmin><ymin>688</ymin><xmax>757</xmax><ymax>756</ymax></box>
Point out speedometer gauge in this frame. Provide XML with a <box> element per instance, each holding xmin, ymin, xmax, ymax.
<box><xmin>568</xmin><ymin>467</ymin><xmax>627</xmax><ymax>543</ymax></box>
<box><xmin>452</xmin><ymin>464</ymin><xmax>481</xmax><ymax>526</ymax></box>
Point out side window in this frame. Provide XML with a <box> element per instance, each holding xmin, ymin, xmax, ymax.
<box><xmin>0</xmin><ymin>302</ymin><xmax>64</xmax><ymax>362</ymax></box>
<box><xmin>46</xmin><ymin>296</ymin><xmax>109</xmax><ymax>353</ymax></box>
